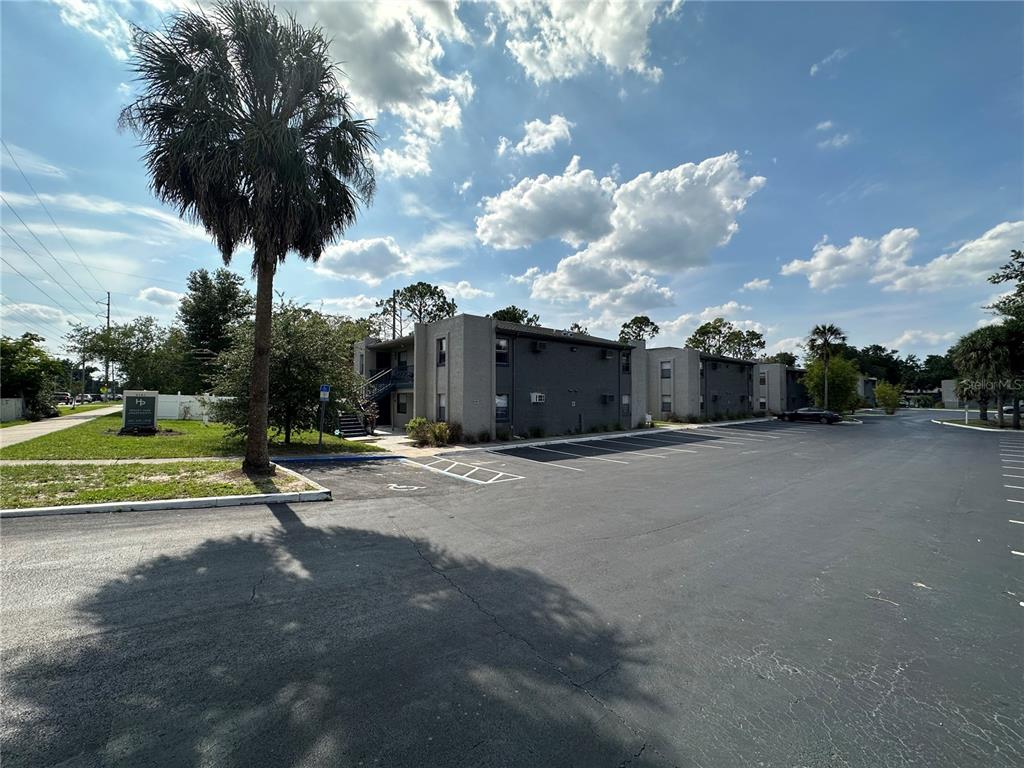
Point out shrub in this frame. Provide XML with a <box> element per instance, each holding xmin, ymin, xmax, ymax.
<box><xmin>875</xmin><ymin>380</ymin><xmax>901</xmax><ymax>414</ymax></box>
<box><xmin>431</xmin><ymin>421</ymin><xmax>451</xmax><ymax>446</ymax></box>
<box><xmin>495</xmin><ymin>427</ymin><xmax>511</xmax><ymax>441</ymax></box>
<box><xmin>613</xmin><ymin>422</ymin><xmax>622</xmax><ymax>431</ymax></box>
<box><xmin>477</xmin><ymin>429</ymin><xmax>491</xmax><ymax>443</ymax></box>
<box><xmin>446</xmin><ymin>421</ymin><xmax>463</xmax><ymax>443</ymax></box>
<box><xmin>463</xmin><ymin>432</ymin><xmax>478</xmax><ymax>445</ymax></box>
<box><xmin>527</xmin><ymin>426</ymin><xmax>545</xmax><ymax>439</ymax></box>
<box><xmin>405</xmin><ymin>417</ymin><xmax>433</xmax><ymax>447</ymax></box>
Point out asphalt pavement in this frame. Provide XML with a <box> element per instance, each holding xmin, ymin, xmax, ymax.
<box><xmin>2</xmin><ymin>411</ymin><xmax>1021</xmax><ymax>767</ymax></box>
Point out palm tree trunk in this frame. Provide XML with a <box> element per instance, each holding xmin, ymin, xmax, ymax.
<box><xmin>1014</xmin><ymin>396</ymin><xmax>1021</xmax><ymax>430</ymax></box>
<box><xmin>979</xmin><ymin>391</ymin><xmax>989</xmax><ymax>421</ymax></box>
<box><xmin>997</xmin><ymin>391</ymin><xmax>1005</xmax><ymax>428</ymax></box>
<box><xmin>823</xmin><ymin>356</ymin><xmax>830</xmax><ymax>410</ymax></box>
<box><xmin>243</xmin><ymin>250</ymin><xmax>275</xmax><ymax>473</ymax></box>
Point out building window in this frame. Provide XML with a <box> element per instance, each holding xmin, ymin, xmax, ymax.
<box><xmin>621</xmin><ymin>352</ymin><xmax>631</xmax><ymax>374</ymax></box>
<box><xmin>358</xmin><ymin>353</ymin><xmax>365</xmax><ymax>375</ymax></box>
<box><xmin>396</xmin><ymin>393</ymin><xmax>409</xmax><ymax>414</ymax></box>
<box><xmin>397</xmin><ymin>350</ymin><xmax>409</xmax><ymax>369</ymax></box>
<box><xmin>759</xmin><ymin>371</ymin><xmax>766</xmax><ymax>386</ymax></box>
<box><xmin>495</xmin><ymin>394</ymin><xmax>509</xmax><ymax>422</ymax></box>
<box><xmin>495</xmin><ymin>337</ymin><xmax>510</xmax><ymax>366</ymax></box>
<box><xmin>661</xmin><ymin>394</ymin><xmax>671</xmax><ymax>412</ymax></box>
<box><xmin>437</xmin><ymin>393</ymin><xmax>447</xmax><ymax>422</ymax></box>
<box><xmin>700</xmin><ymin>394</ymin><xmax>705</xmax><ymax>410</ymax></box>
<box><xmin>759</xmin><ymin>398</ymin><xmax>767</xmax><ymax>410</ymax></box>
<box><xmin>660</xmin><ymin>360</ymin><xmax>672</xmax><ymax>379</ymax></box>
<box><xmin>622</xmin><ymin>394</ymin><xmax>631</xmax><ymax>406</ymax></box>
<box><xmin>436</xmin><ymin>337</ymin><xmax>447</xmax><ymax>367</ymax></box>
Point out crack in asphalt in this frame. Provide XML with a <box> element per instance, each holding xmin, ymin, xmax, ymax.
<box><xmin>392</xmin><ymin>520</ymin><xmax>677</xmax><ymax>767</ymax></box>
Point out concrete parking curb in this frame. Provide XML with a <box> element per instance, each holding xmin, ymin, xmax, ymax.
<box><xmin>437</xmin><ymin>418</ymin><xmax>776</xmax><ymax>458</ymax></box>
<box><xmin>0</xmin><ymin>464</ymin><xmax>332</xmax><ymax>519</ymax></box>
<box><xmin>271</xmin><ymin>453</ymin><xmax>399</xmax><ymax>464</ymax></box>
<box><xmin>931</xmin><ymin>419</ymin><xmax>1020</xmax><ymax>433</ymax></box>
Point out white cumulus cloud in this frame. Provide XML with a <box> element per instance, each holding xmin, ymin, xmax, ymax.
<box><xmin>886</xmin><ymin>329</ymin><xmax>957</xmax><ymax>350</ymax></box>
<box><xmin>740</xmin><ymin>278</ymin><xmax>771</xmax><ymax>292</ymax></box>
<box><xmin>439</xmin><ymin>280</ymin><xmax>494</xmax><ymax>299</ymax></box>
<box><xmin>476</xmin><ymin>155</ymin><xmax>616</xmax><ymax>249</ymax></box>
<box><xmin>494</xmin><ymin>0</ymin><xmax>682</xmax><ymax>83</ymax></box>
<box><xmin>810</xmin><ymin>47</ymin><xmax>850</xmax><ymax>77</ymax></box>
<box><xmin>137</xmin><ymin>286</ymin><xmax>183</xmax><ymax>306</ymax></box>
<box><xmin>501</xmin><ymin>114</ymin><xmax>574</xmax><ymax>156</ymax></box>
<box><xmin>782</xmin><ymin>221</ymin><xmax>1024</xmax><ymax>293</ymax></box>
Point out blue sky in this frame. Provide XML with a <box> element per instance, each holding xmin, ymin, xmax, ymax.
<box><xmin>2</xmin><ymin>1</ymin><xmax>1021</xmax><ymax>359</ymax></box>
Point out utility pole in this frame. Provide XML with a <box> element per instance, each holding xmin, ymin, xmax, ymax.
<box><xmin>391</xmin><ymin>289</ymin><xmax>397</xmax><ymax>340</ymax></box>
<box><xmin>104</xmin><ymin>291</ymin><xmax>110</xmax><ymax>398</ymax></box>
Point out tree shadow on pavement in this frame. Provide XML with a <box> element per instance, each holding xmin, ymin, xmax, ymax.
<box><xmin>2</xmin><ymin>504</ymin><xmax>662</xmax><ymax>767</ymax></box>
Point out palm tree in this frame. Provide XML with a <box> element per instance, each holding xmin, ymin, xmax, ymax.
<box><xmin>951</xmin><ymin>326</ymin><xmax>1010</xmax><ymax>424</ymax></box>
<box><xmin>806</xmin><ymin>324</ymin><xmax>848</xmax><ymax>410</ymax></box>
<box><xmin>120</xmin><ymin>0</ymin><xmax>376</xmax><ymax>472</ymax></box>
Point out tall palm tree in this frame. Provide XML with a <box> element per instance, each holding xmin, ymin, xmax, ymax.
<box><xmin>806</xmin><ymin>323</ymin><xmax>848</xmax><ymax>409</ymax></box>
<box><xmin>120</xmin><ymin>0</ymin><xmax>376</xmax><ymax>472</ymax></box>
<box><xmin>951</xmin><ymin>326</ymin><xmax>1010</xmax><ymax>424</ymax></box>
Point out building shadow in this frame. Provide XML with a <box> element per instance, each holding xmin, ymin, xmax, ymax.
<box><xmin>2</xmin><ymin>506</ymin><xmax>662</xmax><ymax>767</ymax></box>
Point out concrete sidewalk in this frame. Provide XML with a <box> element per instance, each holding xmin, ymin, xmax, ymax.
<box><xmin>0</xmin><ymin>406</ymin><xmax>120</xmax><ymax>448</ymax></box>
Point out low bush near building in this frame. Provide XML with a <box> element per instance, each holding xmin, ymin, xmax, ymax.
<box><xmin>405</xmin><ymin>417</ymin><xmax>433</xmax><ymax>446</ymax></box>
<box><xmin>477</xmin><ymin>429</ymin><xmax>491</xmax><ymax>443</ymax></box>
<box><xmin>528</xmin><ymin>426</ymin><xmax>545</xmax><ymax>439</ymax></box>
<box><xmin>495</xmin><ymin>427</ymin><xmax>511</xmax><ymax>441</ymax></box>
<box><xmin>875</xmin><ymin>381</ymin><xmax>901</xmax><ymax>414</ymax></box>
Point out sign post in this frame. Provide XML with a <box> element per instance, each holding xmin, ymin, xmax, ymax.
<box><xmin>318</xmin><ymin>384</ymin><xmax>330</xmax><ymax>447</ymax></box>
<box><xmin>120</xmin><ymin>390</ymin><xmax>159</xmax><ymax>435</ymax></box>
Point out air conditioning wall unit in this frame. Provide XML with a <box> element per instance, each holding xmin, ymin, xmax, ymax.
<box><xmin>532</xmin><ymin>340</ymin><xmax>548</xmax><ymax>352</ymax></box>
<box><xmin>530</xmin><ymin>392</ymin><xmax>546</xmax><ymax>404</ymax></box>
<box><xmin>601</xmin><ymin>349</ymin><xmax>614</xmax><ymax>359</ymax></box>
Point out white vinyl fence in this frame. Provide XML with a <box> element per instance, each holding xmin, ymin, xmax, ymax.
<box><xmin>1</xmin><ymin>397</ymin><xmax>26</xmax><ymax>422</ymax></box>
<box><xmin>156</xmin><ymin>393</ymin><xmax>234</xmax><ymax>421</ymax></box>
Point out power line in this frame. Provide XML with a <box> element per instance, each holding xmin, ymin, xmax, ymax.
<box><xmin>2</xmin><ymin>138</ymin><xmax>106</xmax><ymax>293</ymax></box>
<box><xmin>0</xmin><ymin>251</ymin><xmax>86</xmax><ymax>325</ymax></box>
<box><xmin>0</xmin><ymin>294</ymin><xmax>72</xmax><ymax>339</ymax></box>
<box><xmin>0</xmin><ymin>270</ymin><xmax>138</xmax><ymax>299</ymax></box>
<box><xmin>0</xmin><ymin>210</ymin><xmax>100</xmax><ymax>316</ymax></box>
<box><xmin>4</xmin><ymin>246</ymin><xmax>188</xmax><ymax>288</ymax></box>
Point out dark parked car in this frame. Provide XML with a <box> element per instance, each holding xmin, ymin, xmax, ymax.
<box><xmin>778</xmin><ymin>407</ymin><xmax>842</xmax><ymax>424</ymax></box>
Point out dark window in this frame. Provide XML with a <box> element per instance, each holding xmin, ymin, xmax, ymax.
<box><xmin>358</xmin><ymin>353</ymin><xmax>365</xmax><ymax>375</ymax></box>
<box><xmin>437</xmin><ymin>393</ymin><xmax>447</xmax><ymax>422</ymax></box>
<box><xmin>397</xmin><ymin>393</ymin><xmax>409</xmax><ymax>414</ymax></box>
<box><xmin>621</xmin><ymin>352</ymin><xmax>631</xmax><ymax>374</ymax></box>
<box><xmin>758</xmin><ymin>371</ymin><xmax>766</xmax><ymax>386</ymax></box>
<box><xmin>495</xmin><ymin>394</ymin><xmax>509</xmax><ymax>422</ymax></box>
<box><xmin>436</xmin><ymin>337</ymin><xmax>447</xmax><ymax>366</ymax></box>
<box><xmin>661</xmin><ymin>395</ymin><xmax>671</xmax><ymax>412</ymax></box>
<box><xmin>739</xmin><ymin>394</ymin><xmax>746</xmax><ymax>403</ymax></box>
<box><xmin>495</xmin><ymin>337</ymin><xmax>510</xmax><ymax>366</ymax></box>
<box><xmin>712</xmin><ymin>394</ymin><xmax>719</xmax><ymax>402</ymax></box>
<box><xmin>397</xmin><ymin>350</ymin><xmax>409</xmax><ymax>369</ymax></box>
<box><xmin>759</xmin><ymin>398</ymin><xmax>767</xmax><ymax>410</ymax></box>
<box><xmin>660</xmin><ymin>360</ymin><xmax>672</xmax><ymax>379</ymax></box>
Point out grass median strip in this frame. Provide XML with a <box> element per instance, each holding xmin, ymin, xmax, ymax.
<box><xmin>0</xmin><ymin>461</ymin><xmax>318</xmax><ymax>509</ymax></box>
<box><xmin>0</xmin><ymin>414</ymin><xmax>382</xmax><ymax>460</ymax></box>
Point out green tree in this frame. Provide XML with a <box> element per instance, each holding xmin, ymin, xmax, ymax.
<box><xmin>212</xmin><ymin>300</ymin><xmax>364</xmax><ymax>444</ymax></box>
<box><xmin>875</xmin><ymin>380</ymin><xmax>901</xmax><ymax>414</ymax></box>
<box><xmin>120</xmin><ymin>0</ymin><xmax>377</xmax><ymax>473</ymax></box>
<box><xmin>177</xmin><ymin>268</ymin><xmax>253</xmax><ymax>391</ymax></box>
<box><xmin>397</xmin><ymin>282</ymin><xmax>458</xmax><ymax>325</ymax></box>
<box><xmin>950</xmin><ymin>326</ymin><xmax>1010</xmax><ymax>423</ymax></box>
<box><xmin>105</xmin><ymin>317</ymin><xmax>191</xmax><ymax>392</ymax></box>
<box><xmin>805</xmin><ymin>323</ymin><xmax>848</xmax><ymax>410</ymax></box>
<box><xmin>567</xmin><ymin>322</ymin><xmax>589</xmax><ymax>335</ymax></box>
<box><xmin>686</xmin><ymin>318</ymin><xmax>765</xmax><ymax>359</ymax></box>
<box><xmin>618</xmin><ymin>315</ymin><xmax>659</xmax><ymax>343</ymax></box>
<box><xmin>802</xmin><ymin>355</ymin><xmax>859</xmax><ymax>413</ymax></box>
<box><xmin>490</xmin><ymin>306</ymin><xmax>540</xmax><ymax>325</ymax></box>
<box><xmin>854</xmin><ymin>344</ymin><xmax>903</xmax><ymax>384</ymax></box>
<box><xmin>919</xmin><ymin>354</ymin><xmax>956</xmax><ymax>390</ymax></box>
<box><xmin>898</xmin><ymin>354</ymin><xmax>923</xmax><ymax>392</ymax></box>
<box><xmin>987</xmin><ymin>249</ymin><xmax>1023</xmax><ymax>320</ymax></box>
<box><xmin>0</xmin><ymin>333</ymin><xmax>61</xmax><ymax>419</ymax></box>
<box><xmin>763</xmin><ymin>351</ymin><xmax>798</xmax><ymax>367</ymax></box>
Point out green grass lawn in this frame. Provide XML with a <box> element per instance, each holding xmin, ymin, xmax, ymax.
<box><xmin>0</xmin><ymin>461</ymin><xmax>319</xmax><ymax>509</ymax></box>
<box><xmin>0</xmin><ymin>414</ymin><xmax>383</xmax><ymax>460</ymax></box>
<box><xmin>0</xmin><ymin>419</ymin><xmax>31</xmax><ymax>429</ymax></box>
<box><xmin>57</xmin><ymin>402</ymin><xmax>117</xmax><ymax>415</ymax></box>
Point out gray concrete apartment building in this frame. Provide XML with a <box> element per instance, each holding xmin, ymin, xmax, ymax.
<box><xmin>355</xmin><ymin>314</ymin><xmax>643</xmax><ymax>438</ymax></box>
<box><xmin>354</xmin><ymin>313</ymin><xmax>806</xmax><ymax>436</ymax></box>
<box><xmin>755</xmin><ymin>362</ymin><xmax>810</xmax><ymax>413</ymax></box>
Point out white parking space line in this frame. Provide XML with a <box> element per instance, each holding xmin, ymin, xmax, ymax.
<box><xmin>530</xmin><ymin>445</ymin><xmax>629</xmax><ymax>464</ymax></box>
<box><xmin>1003</xmin><ymin>474</ymin><xmax>1024</xmax><ymax>479</ymax></box>
<box><xmin>590</xmin><ymin>438</ymin><xmax>670</xmax><ymax>457</ymax></box>
<box><xmin>713</xmin><ymin>428</ymin><xmax>782</xmax><ymax>440</ymax></box>
<box><xmin>493</xmin><ymin>450</ymin><xmax>585</xmax><ymax>472</ymax></box>
<box><xmin>1009</xmin><ymin>519</ymin><xmax>1024</xmax><ymax>525</ymax></box>
<box><xmin>408</xmin><ymin>457</ymin><xmax>524</xmax><ymax>485</ymax></box>
<box><xmin>696</xmin><ymin>429</ymin><xmax>768</xmax><ymax>441</ymax></box>
<box><xmin>1008</xmin><ymin>499</ymin><xmax>1024</xmax><ymax>505</ymax></box>
<box><xmin>655</xmin><ymin>435</ymin><xmax>728</xmax><ymax>448</ymax></box>
<box><xmin>622</xmin><ymin>436</ymin><xmax>699</xmax><ymax>453</ymax></box>
<box><xmin>1013</xmin><ymin>550</ymin><xmax>1024</xmax><ymax>556</ymax></box>
<box><xmin>1005</xmin><ymin>485</ymin><xmax>1024</xmax><ymax>490</ymax></box>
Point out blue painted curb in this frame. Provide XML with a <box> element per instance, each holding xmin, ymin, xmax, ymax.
<box><xmin>271</xmin><ymin>453</ymin><xmax>400</xmax><ymax>464</ymax></box>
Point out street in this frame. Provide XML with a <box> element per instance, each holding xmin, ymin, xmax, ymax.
<box><xmin>2</xmin><ymin>412</ymin><xmax>1021</xmax><ymax>767</ymax></box>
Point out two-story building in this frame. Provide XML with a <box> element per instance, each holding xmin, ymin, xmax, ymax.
<box><xmin>755</xmin><ymin>362</ymin><xmax>810</xmax><ymax>414</ymax></box>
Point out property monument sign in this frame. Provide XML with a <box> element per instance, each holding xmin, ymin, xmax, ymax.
<box><xmin>121</xmin><ymin>390</ymin><xmax>159</xmax><ymax>434</ymax></box>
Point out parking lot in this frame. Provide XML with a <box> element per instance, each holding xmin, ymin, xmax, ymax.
<box><xmin>3</xmin><ymin>412</ymin><xmax>1021</xmax><ymax>767</ymax></box>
